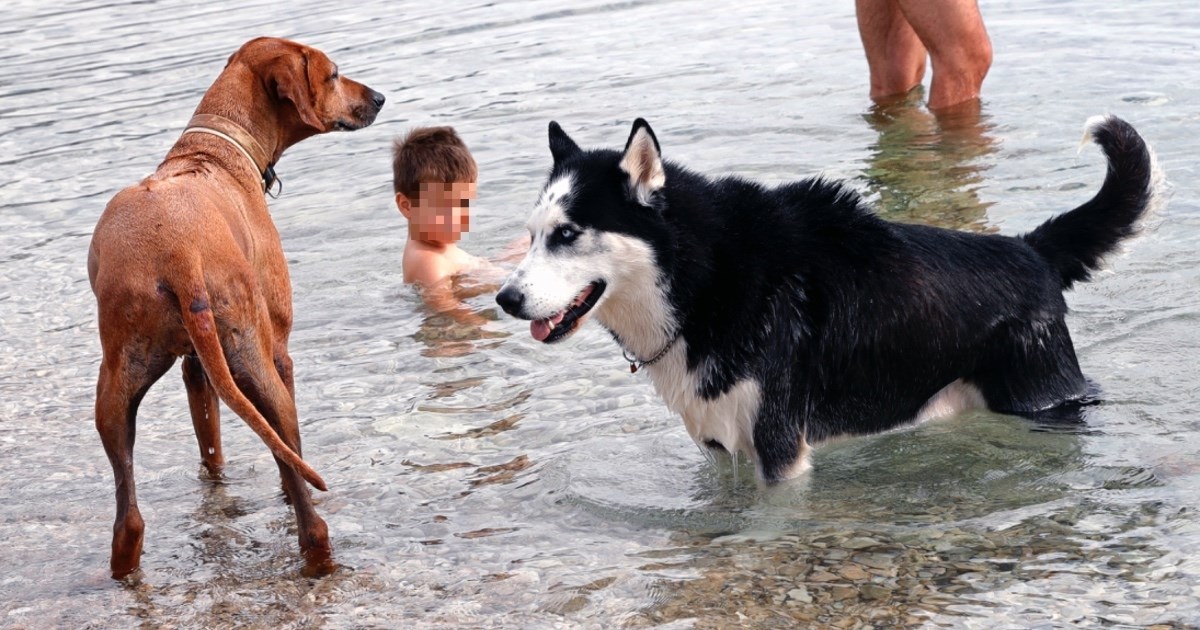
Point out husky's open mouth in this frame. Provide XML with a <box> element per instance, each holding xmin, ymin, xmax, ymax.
<box><xmin>530</xmin><ymin>281</ymin><xmax>607</xmax><ymax>343</ymax></box>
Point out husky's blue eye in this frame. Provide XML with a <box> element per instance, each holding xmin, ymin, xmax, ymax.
<box><xmin>548</xmin><ymin>225</ymin><xmax>580</xmax><ymax>250</ymax></box>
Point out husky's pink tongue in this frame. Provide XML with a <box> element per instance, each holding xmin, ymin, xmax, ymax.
<box><xmin>530</xmin><ymin>285</ymin><xmax>596</xmax><ymax>342</ymax></box>
<box><xmin>530</xmin><ymin>310</ymin><xmax>568</xmax><ymax>342</ymax></box>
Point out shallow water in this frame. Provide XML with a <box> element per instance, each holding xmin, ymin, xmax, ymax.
<box><xmin>2</xmin><ymin>0</ymin><xmax>1199</xmax><ymax>627</ymax></box>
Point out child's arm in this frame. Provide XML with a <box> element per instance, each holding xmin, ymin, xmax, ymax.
<box><xmin>416</xmin><ymin>278</ymin><xmax>492</xmax><ymax>327</ymax></box>
<box><xmin>405</xmin><ymin>247</ymin><xmax>492</xmax><ymax>325</ymax></box>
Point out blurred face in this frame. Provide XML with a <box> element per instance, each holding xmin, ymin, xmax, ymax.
<box><xmin>400</xmin><ymin>181</ymin><xmax>476</xmax><ymax>244</ymax></box>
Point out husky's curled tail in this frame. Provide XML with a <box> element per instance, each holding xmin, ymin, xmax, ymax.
<box><xmin>1023</xmin><ymin>115</ymin><xmax>1158</xmax><ymax>290</ymax></box>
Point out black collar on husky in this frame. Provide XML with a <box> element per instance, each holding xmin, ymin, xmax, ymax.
<box><xmin>621</xmin><ymin>329</ymin><xmax>682</xmax><ymax>374</ymax></box>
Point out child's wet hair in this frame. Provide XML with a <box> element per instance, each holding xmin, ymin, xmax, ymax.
<box><xmin>392</xmin><ymin>126</ymin><xmax>478</xmax><ymax>198</ymax></box>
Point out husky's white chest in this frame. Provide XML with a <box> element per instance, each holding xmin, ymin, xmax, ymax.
<box><xmin>646</xmin><ymin>344</ymin><xmax>762</xmax><ymax>460</ymax></box>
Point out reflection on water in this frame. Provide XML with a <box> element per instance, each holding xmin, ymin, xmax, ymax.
<box><xmin>630</xmin><ymin>496</ymin><xmax>1183</xmax><ymax>628</ymax></box>
<box><xmin>410</xmin><ymin>275</ymin><xmax>509</xmax><ymax>358</ymax></box>
<box><xmin>559</xmin><ymin>412</ymin><xmax>1105</xmax><ymax>534</ymax></box>
<box><xmin>562</xmin><ymin>412</ymin><xmax>1180</xmax><ymax>627</ymax></box>
<box><xmin>859</xmin><ymin>88</ymin><xmax>998</xmax><ymax>231</ymax></box>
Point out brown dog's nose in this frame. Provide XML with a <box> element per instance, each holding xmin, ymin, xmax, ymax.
<box><xmin>369</xmin><ymin>89</ymin><xmax>385</xmax><ymax>109</ymax></box>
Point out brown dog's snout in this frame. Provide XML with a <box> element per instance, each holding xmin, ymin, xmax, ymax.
<box><xmin>368</xmin><ymin>88</ymin><xmax>385</xmax><ymax>110</ymax></box>
<box><xmin>341</xmin><ymin>83</ymin><xmax>384</xmax><ymax>130</ymax></box>
<box><xmin>361</xmin><ymin>87</ymin><xmax>385</xmax><ymax>123</ymax></box>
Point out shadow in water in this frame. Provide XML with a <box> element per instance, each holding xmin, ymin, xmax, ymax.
<box><xmin>106</xmin><ymin>479</ymin><xmax>395</xmax><ymax>627</ymax></box>
<box><xmin>859</xmin><ymin>89</ymin><xmax>999</xmax><ymax>232</ymax></box>
<box><xmin>185</xmin><ymin>480</ymin><xmax>264</xmax><ymax>575</ymax></box>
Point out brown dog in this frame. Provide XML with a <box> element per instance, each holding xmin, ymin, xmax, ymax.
<box><xmin>87</xmin><ymin>37</ymin><xmax>384</xmax><ymax>579</ymax></box>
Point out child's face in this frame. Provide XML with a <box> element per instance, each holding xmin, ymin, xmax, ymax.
<box><xmin>398</xmin><ymin>181</ymin><xmax>476</xmax><ymax>244</ymax></box>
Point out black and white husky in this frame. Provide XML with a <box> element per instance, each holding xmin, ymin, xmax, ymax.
<box><xmin>497</xmin><ymin>116</ymin><xmax>1157</xmax><ymax>483</ymax></box>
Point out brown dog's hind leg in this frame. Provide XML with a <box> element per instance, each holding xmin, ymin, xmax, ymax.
<box><xmin>95</xmin><ymin>347</ymin><xmax>174</xmax><ymax>579</ymax></box>
<box><xmin>182</xmin><ymin>355</ymin><xmax>224</xmax><ymax>478</ymax></box>
<box><xmin>274</xmin><ymin>346</ymin><xmax>296</xmax><ymax>398</ymax></box>
<box><xmin>231</xmin><ymin>340</ymin><xmax>335</xmax><ymax>577</ymax></box>
<box><xmin>271</xmin><ymin>348</ymin><xmax>298</xmax><ymax>504</ymax></box>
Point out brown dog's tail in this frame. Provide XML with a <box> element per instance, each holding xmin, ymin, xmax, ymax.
<box><xmin>173</xmin><ymin>268</ymin><xmax>328</xmax><ymax>492</ymax></box>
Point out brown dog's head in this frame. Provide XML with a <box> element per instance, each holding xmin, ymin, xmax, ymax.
<box><xmin>231</xmin><ymin>37</ymin><xmax>385</xmax><ymax>134</ymax></box>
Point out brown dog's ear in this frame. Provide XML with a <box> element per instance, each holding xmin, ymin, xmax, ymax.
<box><xmin>267</xmin><ymin>49</ymin><xmax>324</xmax><ymax>131</ymax></box>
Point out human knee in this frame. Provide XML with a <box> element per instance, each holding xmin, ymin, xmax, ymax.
<box><xmin>929</xmin><ymin>33</ymin><xmax>991</xmax><ymax>89</ymax></box>
<box><xmin>964</xmin><ymin>33</ymin><xmax>993</xmax><ymax>79</ymax></box>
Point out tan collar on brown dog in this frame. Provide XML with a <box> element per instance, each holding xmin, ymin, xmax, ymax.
<box><xmin>182</xmin><ymin>114</ymin><xmax>278</xmax><ymax>194</ymax></box>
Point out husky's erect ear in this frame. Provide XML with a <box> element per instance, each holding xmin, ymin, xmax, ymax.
<box><xmin>620</xmin><ymin>118</ymin><xmax>665</xmax><ymax>206</ymax></box>
<box><xmin>549</xmin><ymin>121</ymin><xmax>582</xmax><ymax>164</ymax></box>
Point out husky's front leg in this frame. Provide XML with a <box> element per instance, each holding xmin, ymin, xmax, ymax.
<box><xmin>750</xmin><ymin>382</ymin><xmax>814</xmax><ymax>483</ymax></box>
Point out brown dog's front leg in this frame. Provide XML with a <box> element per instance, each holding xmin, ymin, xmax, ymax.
<box><xmin>183</xmin><ymin>355</ymin><xmax>224</xmax><ymax>478</ymax></box>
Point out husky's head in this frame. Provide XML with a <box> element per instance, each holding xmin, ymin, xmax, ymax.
<box><xmin>496</xmin><ymin>119</ymin><xmax>674</xmax><ymax>348</ymax></box>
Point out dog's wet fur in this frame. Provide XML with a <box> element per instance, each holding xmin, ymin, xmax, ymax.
<box><xmin>497</xmin><ymin>115</ymin><xmax>1157</xmax><ymax>483</ymax></box>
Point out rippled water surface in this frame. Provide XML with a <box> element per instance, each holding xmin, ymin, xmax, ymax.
<box><xmin>2</xmin><ymin>0</ymin><xmax>1199</xmax><ymax>627</ymax></box>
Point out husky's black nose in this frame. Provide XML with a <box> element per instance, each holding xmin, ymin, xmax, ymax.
<box><xmin>496</xmin><ymin>285</ymin><xmax>525</xmax><ymax>317</ymax></box>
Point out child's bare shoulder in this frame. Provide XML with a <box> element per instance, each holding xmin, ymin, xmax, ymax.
<box><xmin>403</xmin><ymin>245</ymin><xmax>454</xmax><ymax>285</ymax></box>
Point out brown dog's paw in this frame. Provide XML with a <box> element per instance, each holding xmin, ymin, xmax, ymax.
<box><xmin>199</xmin><ymin>461</ymin><xmax>226</xmax><ymax>481</ymax></box>
<box><xmin>300</xmin><ymin>555</ymin><xmax>339</xmax><ymax>579</ymax></box>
